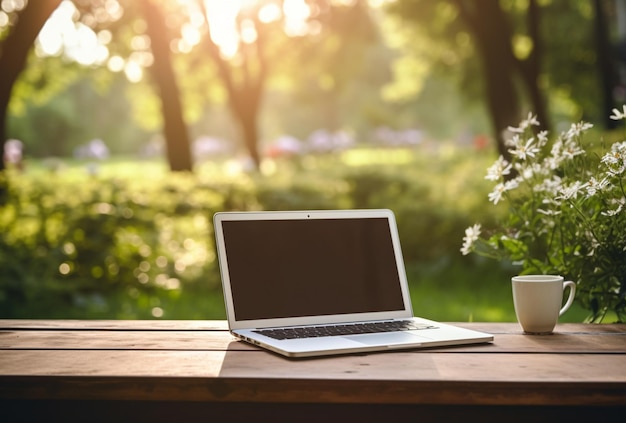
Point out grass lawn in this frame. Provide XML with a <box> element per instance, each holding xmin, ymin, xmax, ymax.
<box><xmin>406</xmin><ymin>258</ymin><xmax>591</xmax><ymax>323</ymax></box>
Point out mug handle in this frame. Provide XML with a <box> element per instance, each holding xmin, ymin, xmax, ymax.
<box><xmin>559</xmin><ymin>281</ymin><xmax>576</xmax><ymax>316</ymax></box>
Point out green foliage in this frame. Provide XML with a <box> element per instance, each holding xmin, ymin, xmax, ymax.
<box><xmin>384</xmin><ymin>0</ymin><xmax>606</xmax><ymax>125</ymax></box>
<box><xmin>462</xmin><ymin>113</ymin><xmax>626</xmax><ymax>323</ymax></box>
<box><xmin>0</xmin><ymin>147</ymin><xmax>507</xmax><ymax>320</ymax></box>
<box><xmin>0</xmin><ymin>167</ymin><xmax>223</xmax><ymax>318</ymax></box>
<box><xmin>9</xmin><ymin>75</ymin><xmax>151</xmax><ymax>157</ymax></box>
<box><xmin>2</xmin><ymin>146</ymin><xmax>596</xmax><ymax>322</ymax></box>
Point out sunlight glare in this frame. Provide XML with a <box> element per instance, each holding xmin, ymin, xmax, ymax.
<box><xmin>124</xmin><ymin>60</ymin><xmax>143</xmax><ymax>83</ymax></box>
<box><xmin>203</xmin><ymin>0</ymin><xmax>312</xmax><ymax>56</ymax></box>
<box><xmin>283</xmin><ymin>0</ymin><xmax>310</xmax><ymax>36</ymax></box>
<box><xmin>204</xmin><ymin>0</ymin><xmax>240</xmax><ymax>58</ymax></box>
<box><xmin>131</xmin><ymin>34</ymin><xmax>150</xmax><ymax>51</ymax></box>
<box><xmin>103</xmin><ymin>0</ymin><xmax>123</xmax><ymax>21</ymax></box>
<box><xmin>258</xmin><ymin>3</ymin><xmax>281</xmax><ymax>23</ymax></box>
<box><xmin>37</xmin><ymin>0</ymin><xmax>108</xmax><ymax>66</ymax></box>
<box><xmin>1</xmin><ymin>0</ymin><xmax>26</xmax><ymax>14</ymax></box>
<box><xmin>181</xmin><ymin>22</ymin><xmax>201</xmax><ymax>46</ymax></box>
<box><xmin>240</xmin><ymin>19</ymin><xmax>257</xmax><ymax>44</ymax></box>
<box><xmin>367</xmin><ymin>0</ymin><xmax>389</xmax><ymax>7</ymax></box>
<box><xmin>107</xmin><ymin>55</ymin><xmax>125</xmax><ymax>72</ymax></box>
<box><xmin>97</xmin><ymin>29</ymin><xmax>112</xmax><ymax>45</ymax></box>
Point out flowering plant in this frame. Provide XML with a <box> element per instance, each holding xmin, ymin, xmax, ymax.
<box><xmin>461</xmin><ymin>110</ymin><xmax>626</xmax><ymax>323</ymax></box>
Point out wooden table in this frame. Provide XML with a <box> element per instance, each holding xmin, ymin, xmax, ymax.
<box><xmin>1</xmin><ymin>320</ymin><xmax>625</xmax><ymax>422</ymax></box>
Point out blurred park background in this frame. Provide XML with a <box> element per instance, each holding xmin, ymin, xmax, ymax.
<box><xmin>1</xmin><ymin>0</ymin><xmax>623</xmax><ymax>321</ymax></box>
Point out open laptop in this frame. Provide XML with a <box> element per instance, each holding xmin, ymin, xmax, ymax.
<box><xmin>213</xmin><ymin>209</ymin><xmax>493</xmax><ymax>358</ymax></box>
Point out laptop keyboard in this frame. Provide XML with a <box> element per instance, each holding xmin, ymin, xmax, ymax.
<box><xmin>253</xmin><ymin>320</ymin><xmax>437</xmax><ymax>340</ymax></box>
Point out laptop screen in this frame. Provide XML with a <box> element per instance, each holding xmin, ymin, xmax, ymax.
<box><xmin>221</xmin><ymin>217</ymin><xmax>405</xmax><ymax>321</ymax></box>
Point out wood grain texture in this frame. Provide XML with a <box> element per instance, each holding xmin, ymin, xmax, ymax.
<box><xmin>1</xmin><ymin>321</ymin><xmax>625</xmax><ymax>407</ymax></box>
<box><xmin>1</xmin><ymin>322</ymin><xmax>624</xmax><ymax>353</ymax></box>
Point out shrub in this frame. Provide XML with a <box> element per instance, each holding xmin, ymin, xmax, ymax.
<box><xmin>0</xmin><ymin>147</ymin><xmax>500</xmax><ymax>318</ymax></box>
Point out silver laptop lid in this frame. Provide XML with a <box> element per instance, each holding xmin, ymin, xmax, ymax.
<box><xmin>213</xmin><ymin>209</ymin><xmax>414</xmax><ymax>330</ymax></box>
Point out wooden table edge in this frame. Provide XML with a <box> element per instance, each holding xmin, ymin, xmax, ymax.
<box><xmin>1</xmin><ymin>376</ymin><xmax>625</xmax><ymax>406</ymax></box>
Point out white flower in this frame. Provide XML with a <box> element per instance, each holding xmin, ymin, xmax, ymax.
<box><xmin>601</xmin><ymin>141</ymin><xmax>626</xmax><ymax>176</ymax></box>
<box><xmin>506</xmin><ymin>126</ymin><xmax>524</xmax><ymax>134</ymax></box>
<box><xmin>508</xmin><ymin>137</ymin><xmax>540</xmax><ymax>161</ymax></box>
<box><xmin>537</xmin><ymin>197</ymin><xmax>563</xmax><ymax>215</ymax></box>
<box><xmin>517</xmin><ymin>162</ymin><xmax>546</xmax><ymax>180</ymax></box>
<box><xmin>505</xmin><ymin>178</ymin><xmax>520</xmax><ymax>191</ymax></box>
<box><xmin>601</xmin><ymin>198</ymin><xmax>625</xmax><ymax>216</ymax></box>
<box><xmin>550</xmin><ymin>137</ymin><xmax>564</xmax><ymax>156</ymax></box>
<box><xmin>581</xmin><ymin>176</ymin><xmax>609</xmax><ymax>197</ymax></box>
<box><xmin>556</xmin><ymin>181</ymin><xmax>584</xmax><ymax>201</ymax></box>
<box><xmin>506</xmin><ymin>112</ymin><xmax>539</xmax><ymax>133</ymax></box>
<box><xmin>535</xmin><ymin>175</ymin><xmax>563</xmax><ymax>196</ymax></box>
<box><xmin>566</xmin><ymin>121</ymin><xmax>593</xmax><ymax>139</ymax></box>
<box><xmin>612</xmin><ymin>141</ymin><xmax>626</xmax><ymax>151</ymax></box>
<box><xmin>460</xmin><ymin>224</ymin><xmax>481</xmax><ymax>255</ymax></box>
<box><xmin>537</xmin><ymin>130</ymin><xmax>549</xmax><ymax>146</ymax></box>
<box><xmin>543</xmin><ymin>154</ymin><xmax>562</xmax><ymax>171</ymax></box>
<box><xmin>505</xmin><ymin>133</ymin><xmax>522</xmax><ymax>147</ymax></box>
<box><xmin>517</xmin><ymin>162</ymin><xmax>534</xmax><ymax>179</ymax></box>
<box><xmin>537</xmin><ymin>208</ymin><xmax>562</xmax><ymax>216</ymax></box>
<box><xmin>485</xmin><ymin>156</ymin><xmax>512</xmax><ymax>181</ymax></box>
<box><xmin>506</xmin><ymin>112</ymin><xmax>540</xmax><ymax>133</ymax></box>
<box><xmin>601</xmin><ymin>150</ymin><xmax>620</xmax><ymax>166</ymax></box>
<box><xmin>602</xmin><ymin>205</ymin><xmax>623</xmax><ymax>216</ymax></box>
<box><xmin>561</xmin><ymin>139</ymin><xmax>585</xmax><ymax>159</ymax></box>
<box><xmin>488</xmin><ymin>179</ymin><xmax>519</xmax><ymax>204</ymax></box>
<box><xmin>610</xmin><ymin>105</ymin><xmax>626</xmax><ymax>120</ymax></box>
<box><xmin>488</xmin><ymin>183</ymin><xmax>506</xmax><ymax>204</ymax></box>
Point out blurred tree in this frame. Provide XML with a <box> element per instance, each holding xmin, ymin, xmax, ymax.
<box><xmin>386</xmin><ymin>0</ymin><xmax>625</xmax><ymax>151</ymax></box>
<box><xmin>0</xmin><ymin>0</ymin><xmax>62</xmax><ymax>173</ymax></box>
<box><xmin>3</xmin><ymin>0</ymin><xmax>192</xmax><ymax>172</ymax></box>
<box><xmin>385</xmin><ymin>0</ymin><xmax>549</xmax><ymax>159</ymax></box>
<box><xmin>65</xmin><ymin>0</ymin><xmax>193</xmax><ymax>171</ymax></box>
<box><xmin>539</xmin><ymin>0</ymin><xmax>618</xmax><ymax>125</ymax></box>
<box><xmin>140</xmin><ymin>0</ymin><xmax>192</xmax><ymax>171</ymax></box>
<box><xmin>592</xmin><ymin>0</ymin><xmax>619</xmax><ymax>129</ymax></box>
<box><xmin>285</xmin><ymin>0</ymin><xmax>380</xmax><ymax>132</ymax></box>
<box><xmin>3</xmin><ymin>1</ymin><xmax>382</xmax><ymax>171</ymax></box>
<box><xmin>198</xmin><ymin>0</ymin><xmax>268</xmax><ymax>169</ymax></box>
<box><xmin>195</xmin><ymin>0</ymin><xmax>379</xmax><ymax>169</ymax></box>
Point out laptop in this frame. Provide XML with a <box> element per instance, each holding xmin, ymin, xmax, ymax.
<box><xmin>213</xmin><ymin>209</ymin><xmax>493</xmax><ymax>358</ymax></box>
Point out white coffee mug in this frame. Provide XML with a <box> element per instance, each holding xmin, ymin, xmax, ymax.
<box><xmin>511</xmin><ymin>275</ymin><xmax>576</xmax><ymax>334</ymax></box>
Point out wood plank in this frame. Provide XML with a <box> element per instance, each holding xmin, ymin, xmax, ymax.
<box><xmin>0</xmin><ymin>319</ymin><xmax>228</xmax><ymax>331</ymax></box>
<box><xmin>1</xmin><ymin>325</ymin><xmax>624</xmax><ymax>353</ymax></box>
<box><xmin>1</xmin><ymin>351</ymin><xmax>625</xmax><ymax>405</ymax></box>
<box><xmin>2</xmin><ymin>349</ymin><xmax>625</xmax><ymax>382</ymax></box>
<box><xmin>2</xmin><ymin>375</ymin><xmax>625</xmax><ymax>407</ymax></box>
<box><xmin>0</xmin><ymin>330</ymin><xmax>254</xmax><ymax>351</ymax></box>
<box><xmin>1</xmin><ymin>400</ymin><xmax>622</xmax><ymax>423</ymax></box>
<box><xmin>454</xmin><ymin>322</ymin><xmax>626</xmax><ymax>334</ymax></box>
<box><xmin>1</xmin><ymin>320</ymin><xmax>623</xmax><ymax>335</ymax></box>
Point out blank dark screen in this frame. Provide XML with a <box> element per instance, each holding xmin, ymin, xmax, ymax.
<box><xmin>222</xmin><ymin>217</ymin><xmax>405</xmax><ymax>321</ymax></box>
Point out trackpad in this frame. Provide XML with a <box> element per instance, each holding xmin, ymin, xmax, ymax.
<box><xmin>345</xmin><ymin>332</ymin><xmax>426</xmax><ymax>346</ymax></box>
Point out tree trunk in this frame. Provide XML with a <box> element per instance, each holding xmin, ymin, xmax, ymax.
<box><xmin>240</xmin><ymin>114</ymin><xmax>261</xmax><ymax>169</ymax></box>
<box><xmin>232</xmin><ymin>54</ymin><xmax>264</xmax><ymax>170</ymax></box>
<box><xmin>141</xmin><ymin>0</ymin><xmax>193</xmax><ymax>172</ymax></box>
<box><xmin>517</xmin><ymin>0</ymin><xmax>550</xmax><ymax>130</ymax></box>
<box><xmin>593</xmin><ymin>0</ymin><xmax>619</xmax><ymax>129</ymax></box>
<box><xmin>200</xmin><ymin>1</ymin><xmax>265</xmax><ymax>171</ymax></box>
<box><xmin>456</xmin><ymin>0</ymin><xmax>520</xmax><ymax>159</ymax></box>
<box><xmin>0</xmin><ymin>0</ymin><xmax>62</xmax><ymax>172</ymax></box>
